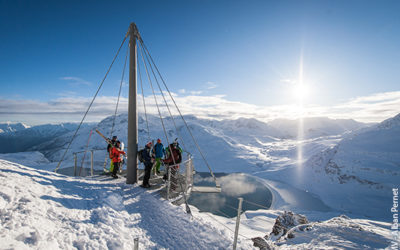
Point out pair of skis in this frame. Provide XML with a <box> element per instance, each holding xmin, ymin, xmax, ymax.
<box><xmin>96</xmin><ymin>129</ymin><xmax>126</xmax><ymax>173</ymax></box>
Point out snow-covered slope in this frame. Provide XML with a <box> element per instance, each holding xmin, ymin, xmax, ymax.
<box><xmin>0</xmin><ymin>160</ymin><xmax>393</xmax><ymax>249</ymax></box>
<box><xmin>0</xmin><ymin>151</ymin><xmax>50</xmax><ymax>168</ymax></box>
<box><xmin>0</xmin><ymin>159</ymin><xmax>252</xmax><ymax>249</ymax></box>
<box><xmin>0</xmin><ymin>123</ymin><xmax>88</xmax><ymax>153</ymax></box>
<box><xmin>291</xmin><ymin>113</ymin><xmax>400</xmax><ymax>220</ymax></box>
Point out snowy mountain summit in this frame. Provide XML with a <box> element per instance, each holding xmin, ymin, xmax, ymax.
<box><xmin>299</xmin><ymin>113</ymin><xmax>400</xmax><ymax>220</ymax></box>
<box><xmin>0</xmin><ymin>122</ymin><xmax>30</xmax><ymax>133</ymax></box>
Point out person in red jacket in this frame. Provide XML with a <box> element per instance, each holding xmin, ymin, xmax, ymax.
<box><xmin>163</xmin><ymin>141</ymin><xmax>182</xmax><ymax>190</ymax></box>
<box><xmin>110</xmin><ymin>140</ymin><xmax>126</xmax><ymax>179</ymax></box>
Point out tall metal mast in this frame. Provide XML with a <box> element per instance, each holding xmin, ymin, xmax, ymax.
<box><xmin>126</xmin><ymin>23</ymin><xmax>140</xmax><ymax>184</ymax></box>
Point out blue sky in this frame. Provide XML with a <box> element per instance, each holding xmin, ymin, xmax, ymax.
<box><xmin>1</xmin><ymin>0</ymin><xmax>400</xmax><ymax>125</ymax></box>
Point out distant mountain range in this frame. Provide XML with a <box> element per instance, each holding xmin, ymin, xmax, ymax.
<box><xmin>0</xmin><ymin>123</ymin><xmax>90</xmax><ymax>153</ymax></box>
<box><xmin>290</xmin><ymin>113</ymin><xmax>400</xmax><ymax>220</ymax></box>
<box><xmin>1</xmin><ymin>113</ymin><xmax>398</xmax><ymax>221</ymax></box>
<box><xmin>268</xmin><ymin>117</ymin><xmax>369</xmax><ymax>139</ymax></box>
<box><xmin>0</xmin><ymin>122</ymin><xmax>30</xmax><ymax>133</ymax></box>
<box><xmin>28</xmin><ymin>114</ymin><xmax>370</xmax><ymax>170</ymax></box>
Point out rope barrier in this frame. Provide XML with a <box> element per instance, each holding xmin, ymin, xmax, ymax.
<box><xmin>101</xmin><ymin>45</ymin><xmax>129</xmax><ymax>172</ymax></box>
<box><xmin>140</xmin><ymin>41</ymin><xmax>188</xmax><ymax>153</ymax></box>
<box><xmin>139</xmin><ymin>39</ymin><xmax>219</xmax><ymax>187</ymax></box>
<box><xmin>138</xmin><ymin>54</ymin><xmax>151</xmax><ymax>142</ymax></box>
<box><xmin>79</xmin><ymin>129</ymin><xmax>93</xmax><ymax>176</ymax></box>
<box><xmin>242</xmin><ymin>199</ymin><xmax>270</xmax><ymax>210</ymax></box>
<box><xmin>55</xmin><ymin>35</ymin><xmax>127</xmax><ymax>172</ymax></box>
<box><xmin>202</xmin><ymin>211</ymin><xmax>253</xmax><ymax>241</ymax></box>
<box><xmin>139</xmin><ymin>42</ymin><xmax>192</xmax><ymax>215</ymax></box>
<box><xmin>215</xmin><ymin>208</ymin><xmax>232</xmax><ymax>218</ymax></box>
<box><xmin>224</xmin><ymin>203</ymin><xmax>240</xmax><ymax>212</ymax></box>
<box><xmin>110</xmin><ymin>47</ymin><xmax>129</xmax><ymax>137</ymax></box>
<box><xmin>138</xmin><ymin>42</ymin><xmax>172</xmax><ymax>151</ymax></box>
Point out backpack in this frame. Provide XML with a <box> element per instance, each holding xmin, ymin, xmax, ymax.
<box><xmin>137</xmin><ymin>149</ymin><xmax>145</xmax><ymax>163</ymax></box>
<box><xmin>172</xmin><ymin>147</ymin><xmax>182</xmax><ymax>164</ymax></box>
<box><xmin>107</xmin><ymin>141</ymin><xmax>116</xmax><ymax>159</ymax></box>
<box><xmin>176</xmin><ymin>149</ymin><xmax>182</xmax><ymax>163</ymax></box>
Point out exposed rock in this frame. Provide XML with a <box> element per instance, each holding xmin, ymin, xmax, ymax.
<box><xmin>269</xmin><ymin>211</ymin><xmax>309</xmax><ymax>241</ymax></box>
<box><xmin>252</xmin><ymin>237</ymin><xmax>273</xmax><ymax>250</ymax></box>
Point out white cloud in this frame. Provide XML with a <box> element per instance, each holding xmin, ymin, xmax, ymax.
<box><xmin>205</xmin><ymin>81</ymin><xmax>218</xmax><ymax>89</ymax></box>
<box><xmin>189</xmin><ymin>90</ymin><xmax>203</xmax><ymax>95</ymax></box>
<box><xmin>1</xmin><ymin>91</ymin><xmax>399</xmax><ymax>125</ymax></box>
<box><xmin>57</xmin><ymin>91</ymin><xmax>78</xmax><ymax>97</ymax></box>
<box><xmin>60</xmin><ymin>76</ymin><xmax>92</xmax><ymax>86</ymax></box>
<box><xmin>178</xmin><ymin>89</ymin><xmax>186</xmax><ymax>94</ymax></box>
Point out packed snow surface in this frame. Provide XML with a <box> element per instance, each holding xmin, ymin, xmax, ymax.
<box><xmin>0</xmin><ymin>160</ymin><xmax>394</xmax><ymax>249</ymax></box>
<box><xmin>0</xmin><ymin>160</ymin><xmax>253</xmax><ymax>249</ymax></box>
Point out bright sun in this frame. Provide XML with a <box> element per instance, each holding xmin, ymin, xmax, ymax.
<box><xmin>292</xmin><ymin>83</ymin><xmax>309</xmax><ymax>101</ymax></box>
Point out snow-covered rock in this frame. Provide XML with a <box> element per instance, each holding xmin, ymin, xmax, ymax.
<box><xmin>269</xmin><ymin>211</ymin><xmax>309</xmax><ymax>241</ymax></box>
<box><xmin>0</xmin><ymin>122</ymin><xmax>29</xmax><ymax>133</ymax></box>
<box><xmin>252</xmin><ymin>212</ymin><xmax>392</xmax><ymax>249</ymax></box>
<box><xmin>274</xmin><ymin>215</ymin><xmax>392</xmax><ymax>249</ymax></box>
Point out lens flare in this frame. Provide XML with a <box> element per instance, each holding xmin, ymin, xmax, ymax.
<box><xmin>296</xmin><ymin>51</ymin><xmax>305</xmax><ymax>183</ymax></box>
<box><xmin>292</xmin><ymin>83</ymin><xmax>309</xmax><ymax>101</ymax></box>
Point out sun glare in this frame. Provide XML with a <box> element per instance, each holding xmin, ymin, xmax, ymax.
<box><xmin>292</xmin><ymin>83</ymin><xmax>309</xmax><ymax>101</ymax></box>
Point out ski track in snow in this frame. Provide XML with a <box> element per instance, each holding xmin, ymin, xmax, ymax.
<box><xmin>0</xmin><ymin>160</ymin><xmax>253</xmax><ymax>249</ymax></box>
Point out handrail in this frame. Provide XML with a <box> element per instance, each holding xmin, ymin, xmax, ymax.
<box><xmin>72</xmin><ymin>148</ymin><xmax>107</xmax><ymax>155</ymax></box>
<box><xmin>164</xmin><ymin>156</ymin><xmax>193</xmax><ymax>169</ymax></box>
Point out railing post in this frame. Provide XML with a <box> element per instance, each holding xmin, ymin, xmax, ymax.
<box><xmin>167</xmin><ymin>167</ymin><xmax>171</xmax><ymax>200</ymax></box>
<box><xmin>90</xmin><ymin>150</ymin><xmax>94</xmax><ymax>176</ymax></box>
<box><xmin>190</xmin><ymin>158</ymin><xmax>193</xmax><ymax>188</ymax></box>
<box><xmin>134</xmin><ymin>238</ymin><xmax>139</xmax><ymax>250</ymax></box>
<box><xmin>233</xmin><ymin>197</ymin><xmax>243</xmax><ymax>250</ymax></box>
<box><xmin>185</xmin><ymin>159</ymin><xmax>189</xmax><ymax>192</ymax></box>
<box><xmin>73</xmin><ymin>153</ymin><xmax>77</xmax><ymax>176</ymax></box>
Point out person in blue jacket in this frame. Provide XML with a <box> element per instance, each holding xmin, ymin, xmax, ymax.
<box><xmin>152</xmin><ymin>138</ymin><xmax>165</xmax><ymax>175</ymax></box>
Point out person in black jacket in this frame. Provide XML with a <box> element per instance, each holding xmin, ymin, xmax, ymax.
<box><xmin>141</xmin><ymin>141</ymin><xmax>153</xmax><ymax>188</ymax></box>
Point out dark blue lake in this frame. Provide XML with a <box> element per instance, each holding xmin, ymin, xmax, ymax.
<box><xmin>188</xmin><ymin>172</ymin><xmax>273</xmax><ymax>218</ymax></box>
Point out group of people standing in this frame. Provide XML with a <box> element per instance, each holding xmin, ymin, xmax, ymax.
<box><xmin>105</xmin><ymin>136</ymin><xmax>183</xmax><ymax>188</ymax></box>
<box><xmin>140</xmin><ymin>138</ymin><xmax>182</xmax><ymax>188</ymax></box>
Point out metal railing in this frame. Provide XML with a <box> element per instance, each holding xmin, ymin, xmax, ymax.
<box><xmin>67</xmin><ymin>149</ymin><xmax>195</xmax><ymax>204</ymax></box>
<box><xmin>69</xmin><ymin>148</ymin><xmax>107</xmax><ymax>177</ymax></box>
<box><xmin>166</xmin><ymin>156</ymin><xmax>194</xmax><ymax>200</ymax></box>
<box><xmin>165</xmin><ymin>156</ymin><xmax>194</xmax><ymax>200</ymax></box>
